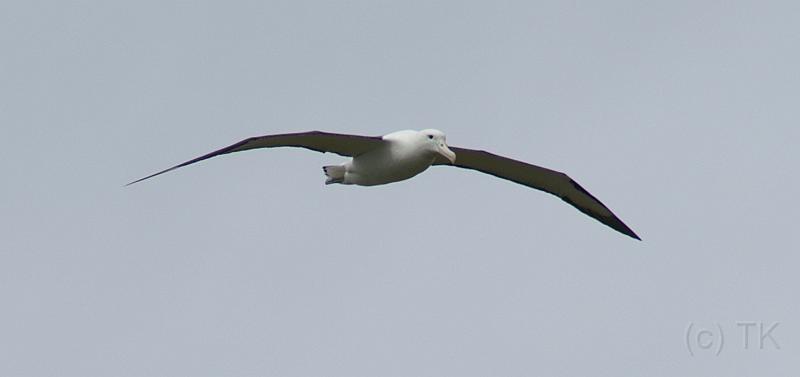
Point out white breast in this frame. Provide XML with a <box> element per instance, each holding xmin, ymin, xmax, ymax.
<box><xmin>343</xmin><ymin>130</ymin><xmax>435</xmax><ymax>186</ymax></box>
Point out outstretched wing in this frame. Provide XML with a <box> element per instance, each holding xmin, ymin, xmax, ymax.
<box><xmin>436</xmin><ymin>147</ymin><xmax>640</xmax><ymax>240</ymax></box>
<box><xmin>127</xmin><ymin>131</ymin><xmax>384</xmax><ymax>186</ymax></box>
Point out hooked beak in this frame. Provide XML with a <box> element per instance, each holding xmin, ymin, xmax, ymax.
<box><xmin>438</xmin><ymin>143</ymin><xmax>457</xmax><ymax>164</ymax></box>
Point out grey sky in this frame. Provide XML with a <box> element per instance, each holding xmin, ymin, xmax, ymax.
<box><xmin>1</xmin><ymin>1</ymin><xmax>797</xmax><ymax>376</ymax></box>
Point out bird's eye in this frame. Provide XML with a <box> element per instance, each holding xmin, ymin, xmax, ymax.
<box><xmin>428</xmin><ymin>135</ymin><xmax>434</xmax><ymax>139</ymax></box>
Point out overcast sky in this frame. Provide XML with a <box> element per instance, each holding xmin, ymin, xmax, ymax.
<box><xmin>1</xmin><ymin>1</ymin><xmax>797</xmax><ymax>376</ymax></box>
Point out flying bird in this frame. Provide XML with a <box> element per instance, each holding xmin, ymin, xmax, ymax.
<box><xmin>128</xmin><ymin>129</ymin><xmax>640</xmax><ymax>240</ymax></box>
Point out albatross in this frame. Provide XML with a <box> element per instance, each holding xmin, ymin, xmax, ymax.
<box><xmin>128</xmin><ymin>130</ymin><xmax>640</xmax><ymax>240</ymax></box>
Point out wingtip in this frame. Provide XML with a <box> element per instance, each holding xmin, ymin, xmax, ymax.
<box><xmin>616</xmin><ymin>222</ymin><xmax>642</xmax><ymax>241</ymax></box>
<box><xmin>125</xmin><ymin>173</ymin><xmax>158</xmax><ymax>187</ymax></box>
<box><xmin>124</xmin><ymin>178</ymin><xmax>144</xmax><ymax>187</ymax></box>
<box><xmin>621</xmin><ymin>226</ymin><xmax>642</xmax><ymax>241</ymax></box>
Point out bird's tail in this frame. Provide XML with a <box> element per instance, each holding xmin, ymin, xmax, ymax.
<box><xmin>322</xmin><ymin>165</ymin><xmax>346</xmax><ymax>185</ymax></box>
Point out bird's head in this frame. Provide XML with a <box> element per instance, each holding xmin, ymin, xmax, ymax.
<box><xmin>420</xmin><ymin>129</ymin><xmax>456</xmax><ymax>164</ymax></box>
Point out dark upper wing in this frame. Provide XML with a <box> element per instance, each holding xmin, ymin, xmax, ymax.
<box><xmin>127</xmin><ymin>131</ymin><xmax>384</xmax><ymax>186</ymax></box>
<box><xmin>435</xmin><ymin>147</ymin><xmax>640</xmax><ymax>240</ymax></box>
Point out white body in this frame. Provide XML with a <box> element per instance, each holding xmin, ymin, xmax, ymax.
<box><xmin>128</xmin><ymin>128</ymin><xmax>640</xmax><ymax>239</ymax></box>
<box><xmin>334</xmin><ymin>129</ymin><xmax>455</xmax><ymax>186</ymax></box>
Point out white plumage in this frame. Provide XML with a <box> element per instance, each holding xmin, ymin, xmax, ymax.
<box><xmin>128</xmin><ymin>129</ymin><xmax>640</xmax><ymax>240</ymax></box>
